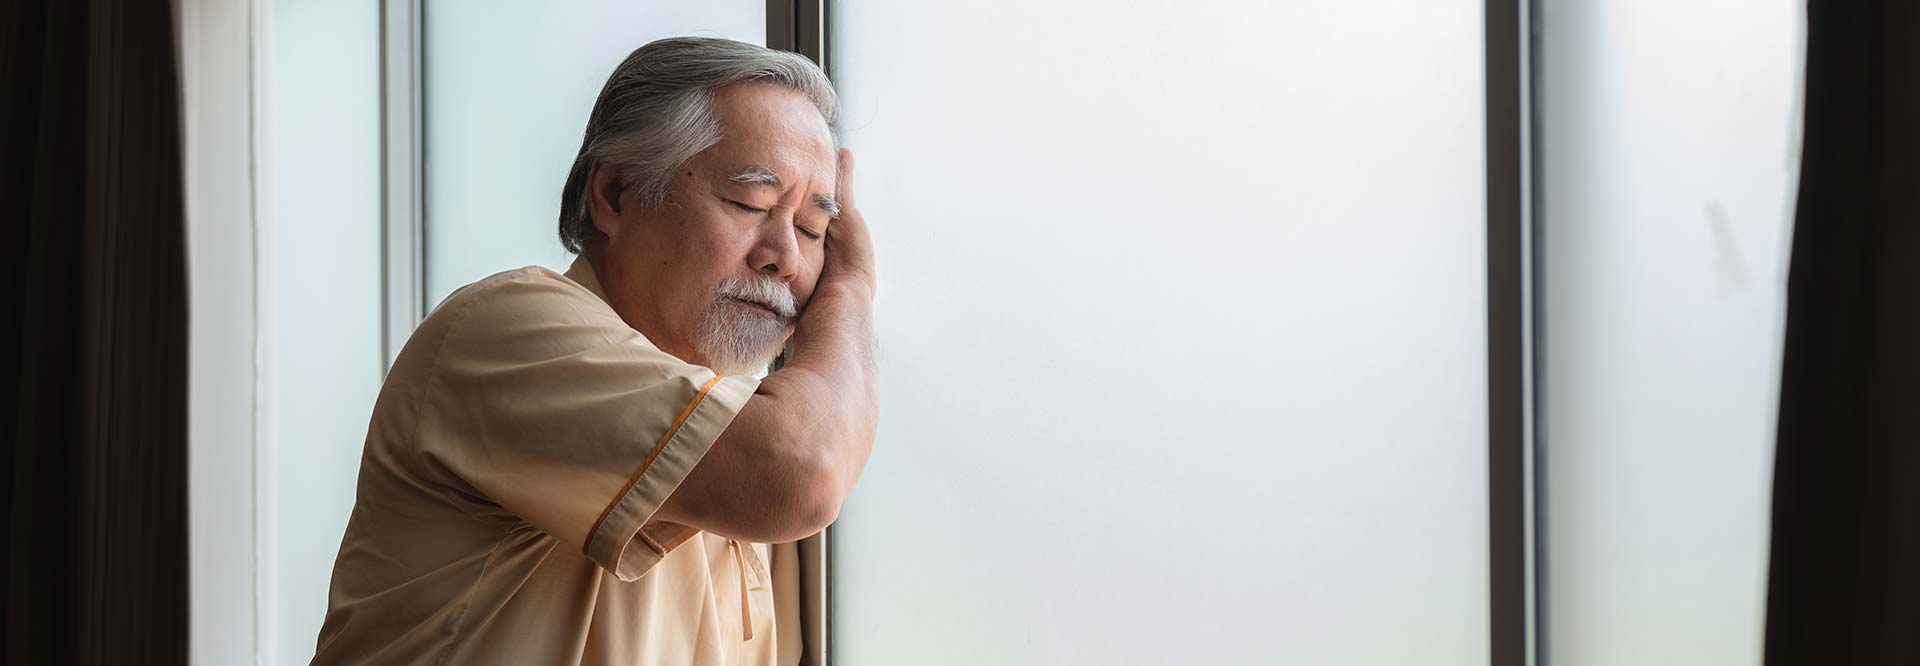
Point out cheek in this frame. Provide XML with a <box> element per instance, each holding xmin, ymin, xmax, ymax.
<box><xmin>794</xmin><ymin>260</ymin><xmax>823</xmax><ymax>307</ymax></box>
<box><xmin>674</xmin><ymin>209</ymin><xmax>749</xmax><ymax>270</ymax></box>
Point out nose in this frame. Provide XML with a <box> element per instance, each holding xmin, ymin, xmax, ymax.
<box><xmin>745</xmin><ymin>208</ymin><xmax>804</xmax><ymax>282</ymax></box>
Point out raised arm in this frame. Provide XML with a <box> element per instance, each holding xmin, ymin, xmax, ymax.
<box><xmin>655</xmin><ymin>148</ymin><xmax>878</xmax><ymax>544</ymax></box>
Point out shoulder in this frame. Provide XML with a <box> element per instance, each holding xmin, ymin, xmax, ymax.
<box><xmin>446</xmin><ymin>264</ymin><xmax>637</xmax><ymax>350</ymax></box>
<box><xmin>390</xmin><ymin>265</ymin><xmax>636</xmax><ymax>378</ymax></box>
<box><xmin>433</xmin><ymin>265</ymin><xmax>608</xmax><ymax>325</ymax></box>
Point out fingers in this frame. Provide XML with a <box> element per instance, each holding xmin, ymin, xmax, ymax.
<box><xmin>835</xmin><ymin>147</ymin><xmax>857</xmax><ymax>210</ymax></box>
<box><xmin>822</xmin><ymin>146</ymin><xmax>876</xmax><ymax>296</ymax></box>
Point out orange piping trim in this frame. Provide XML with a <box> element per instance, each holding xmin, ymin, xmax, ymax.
<box><xmin>585</xmin><ymin>373</ymin><xmax>725</xmax><ymax>555</ymax></box>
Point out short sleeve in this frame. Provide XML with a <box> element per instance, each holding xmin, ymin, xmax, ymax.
<box><xmin>414</xmin><ymin>268</ymin><xmax>760</xmax><ymax>581</ymax></box>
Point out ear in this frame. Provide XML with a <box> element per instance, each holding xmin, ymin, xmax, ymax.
<box><xmin>587</xmin><ymin>160</ymin><xmax>628</xmax><ymax>241</ymax></box>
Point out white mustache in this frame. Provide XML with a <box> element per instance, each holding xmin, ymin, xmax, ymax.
<box><xmin>716</xmin><ymin>276</ymin><xmax>798</xmax><ymax>320</ymax></box>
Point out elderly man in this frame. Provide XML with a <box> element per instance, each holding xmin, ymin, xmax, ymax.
<box><xmin>311</xmin><ymin>37</ymin><xmax>876</xmax><ymax>665</ymax></box>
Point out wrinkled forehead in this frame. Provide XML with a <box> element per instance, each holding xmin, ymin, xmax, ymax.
<box><xmin>702</xmin><ymin>82</ymin><xmax>838</xmax><ymax>186</ymax></box>
<box><xmin>706</xmin><ymin>146</ymin><xmax>835</xmax><ymax>189</ymax></box>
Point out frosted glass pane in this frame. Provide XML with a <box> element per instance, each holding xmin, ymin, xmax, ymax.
<box><xmin>830</xmin><ymin>2</ymin><xmax>1489</xmax><ymax>664</ymax></box>
<box><xmin>270</xmin><ymin>0</ymin><xmax>383</xmax><ymax>663</ymax></box>
<box><xmin>1537</xmin><ymin>1</ymin><xmax>1802</xmax><ymax>664</ymax></box>
<box><xmin>424</xmin><ymin>1</ymin><xmax>764</xmax><ymax>306</ymax></box>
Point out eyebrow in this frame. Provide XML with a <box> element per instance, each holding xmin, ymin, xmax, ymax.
<box><xmin>813</xmin><ymin>193</ymin><xmax>841</xmax><ymax>219</ymax></box>
<box><xmin>727</xmin><ymin>165</ymin><xmax>841</xmax><ymax>219</ymax></box>
<box><xmin>727</xmin><ymin>166</ymin><xmax>782</xmax><ymax>187</ymax></box>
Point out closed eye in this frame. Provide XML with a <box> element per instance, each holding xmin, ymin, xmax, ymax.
<box><xmin>727</xmin><ymin>199</ymin><xmax>767</xmax><ymax>214</ymax></box>
<box><xmin>798</xmin><ymin>226</ymin><xmax>822</xmax><ymax>241</ymax></box>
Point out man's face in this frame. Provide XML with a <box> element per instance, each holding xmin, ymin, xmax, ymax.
<box><xmin>584</xmin><ymin>81</ymin><xmax>839</xmax><ymax>375</ymax></box>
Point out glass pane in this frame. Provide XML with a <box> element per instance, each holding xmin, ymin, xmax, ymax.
<box><xmin>830</xmin><ymin>2</ymin><xmax>1490</xmax><ymax>663</ymax></box>
<box><xmin>1536</xmin><ymin>1</ymin><xmax>1803</xmax><ymax>663</ymax></box>
<box><xmin>270</xmin><ymin>1</ymin><xmax>382</xmax><ymax>663</ymax></box>
<box><xmin>424</xmin><ymin>0</ymin><xmax>765</xmax><ymax>306</ymax></box>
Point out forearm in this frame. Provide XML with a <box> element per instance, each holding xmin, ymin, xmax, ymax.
<box><xmin>762</xmin><ymin>279</ymin><xmax>877</xmax><ymax>499</ymax></box>
<box><xmin>655</xmin><ymin>288</ymin><xmax>873</xmax><ymax>542</ymax></box>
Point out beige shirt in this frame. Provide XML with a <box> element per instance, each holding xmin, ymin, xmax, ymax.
<box><xmin>313</xmin><ymin>258</ymin><xmax>800</xmax><ymax>665</ymax></box>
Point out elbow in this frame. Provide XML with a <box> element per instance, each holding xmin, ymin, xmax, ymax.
<box><xmin>787</xmin><ymin>491</ymin><xmax>842</xmax><ymax>541</ymax></box>
<box><xmin>767</xmin><ymin>448</ymin><xmax>845</xmax><ymax>542</ymax></box>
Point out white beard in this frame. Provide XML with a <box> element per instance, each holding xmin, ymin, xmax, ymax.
<box><xmin>694</xmin><ymin>276</ymin><xmax>796</xmax><ymax>375</ymax></box>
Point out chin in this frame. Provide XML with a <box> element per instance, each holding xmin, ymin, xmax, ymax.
<box><xmin>703</xmin><ymin>349</ymin><xmax>779</xmax><ymax>376</ymax></box>
<box><xmin>693</xmin><ymin>331</ymin><xmax>787</xmax><ymax>376</ymax></box>
<box><xmin>695</xmin><ymin>301</ymin><xmax>793</xmax><ymax>375</ymax></box>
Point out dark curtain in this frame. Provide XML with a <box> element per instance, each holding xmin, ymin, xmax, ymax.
<box><xmin>2</xmin><ymin>0</ymin><xmax>190</xmax><ymax>663</ymax></box>
<box><xmin>1764</xmin><ymin>1</ymin><xmax>1920</xmax><ymax>664</ymax></box>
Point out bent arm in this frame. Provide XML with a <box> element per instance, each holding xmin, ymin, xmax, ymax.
<box><xmin>654</xmin><ymin>148</ymin><xmax>878</xmax><ymax>544</ymax></box>
<box><xmin>654</xmin><ymin>284</ymin><xmax>875</xmax><ymax>543</ymax></box>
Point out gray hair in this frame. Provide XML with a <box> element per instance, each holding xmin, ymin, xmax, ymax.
<box><xmin>558</xmin><ymin>37</ymin><xmax>840</xmax><ymax>253</ymax></box>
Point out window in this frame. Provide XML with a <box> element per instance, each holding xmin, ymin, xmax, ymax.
<box><xmin>1536</xmin><ymin>2</ymin><xmax>1802</xmax><ymax>663</ymax></box>
<box><xmin>829</xmin><ymin>1</ymin><xmax>1491</xmax><ymax>662</ymax></box>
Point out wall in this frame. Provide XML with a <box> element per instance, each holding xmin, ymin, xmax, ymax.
<box><xmin>180</xmin><ymin>0</ymin><xmax>264</xmax><ymax>661</ymax></box>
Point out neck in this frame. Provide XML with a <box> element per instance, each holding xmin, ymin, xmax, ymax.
<box><xmin>578</xmin><ymin>245</ymin><xmax>709</xmax><ymax>368</ymax></box>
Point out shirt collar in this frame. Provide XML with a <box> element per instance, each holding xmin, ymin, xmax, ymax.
<box><xmin>563</xmin><ymin>254</ymin><xmax>611</xmax><ymax>304</ymax></box>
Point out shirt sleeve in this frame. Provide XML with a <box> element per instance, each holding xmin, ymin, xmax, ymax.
<box><xmin>413</xmin><ymin>269</ymin><xmax>760</xmax><ymax>581</ymax></box>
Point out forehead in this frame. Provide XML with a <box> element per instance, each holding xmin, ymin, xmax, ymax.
<box><xmin>698</xmin><ymin>81</ymin><xmax>836</xmax><ymax>185</ymax></box>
